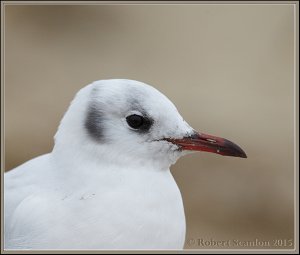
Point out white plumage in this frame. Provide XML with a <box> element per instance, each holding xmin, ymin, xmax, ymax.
<box><xmin>5</xmin><ymin>79</ymin><xmax>191</xmax><ymax>249</ymax></box>
<box><xmin>5</xmin><ymin>79</ymin><xmax>246</xmax><ymax>250</ymax></box>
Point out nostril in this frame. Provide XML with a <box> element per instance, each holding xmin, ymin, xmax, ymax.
<box><xmin>206</xmin><ymin>138</ymin><xmax>216</xmax><ymax>143</ymax></box>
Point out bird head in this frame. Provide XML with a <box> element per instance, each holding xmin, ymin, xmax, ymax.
<box><xmin>53</xmin><ymin>79</ymin><xmax>246</xmax><ymax>170</ymax></box>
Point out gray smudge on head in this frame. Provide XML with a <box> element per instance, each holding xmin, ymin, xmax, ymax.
<box><xmin>85</xmin><ymin>102</ymin><xmax>105</xmax><ymax>142</ymax></box>
<box><xmin>84</xmin><ymin>87</ymin><xmax>106</xmax><ymax>142</ymax></box>
<box><xmin>84</xmin><ymin>81</ymin><xmax>155</xmax><ymax>142</ymax></box>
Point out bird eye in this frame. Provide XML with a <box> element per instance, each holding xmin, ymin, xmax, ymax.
<box><xmin>126</xmin><ymin>114</ymin><xmax>145</xmax><ymax>129</ymax></box>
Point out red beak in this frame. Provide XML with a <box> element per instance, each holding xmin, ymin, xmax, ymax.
<box><xmin>165</xmin><ymin>132</ymin><xmax>247</xmax><ymax>158</ymax></box>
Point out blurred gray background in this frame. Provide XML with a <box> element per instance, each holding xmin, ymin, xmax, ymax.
<box><xmin>4</xmin><ymin>4</ymin><xmax>295</xmax><ymax>249</ymax></box>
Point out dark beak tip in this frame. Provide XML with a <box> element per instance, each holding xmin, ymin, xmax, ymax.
<box><xmin>237</xmin><ymin>151</ymin><xmax>247</xmax><ymax>158</ymax></box>
<box><xmin>224</xmin><ymin>139</ymin><xmax>247</xmax><ymax>159</ymax></box>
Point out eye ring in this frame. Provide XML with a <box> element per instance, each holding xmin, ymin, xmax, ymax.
<box><xmin>126</xmin><ymin>114</ymin><xmax>145</xmax><ymax>129</ymax></box>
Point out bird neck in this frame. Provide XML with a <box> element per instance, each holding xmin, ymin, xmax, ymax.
<box><xmin>51</xmin><ymin>142</ymin><xmax>173</xmax><ymax>176</ymax></box>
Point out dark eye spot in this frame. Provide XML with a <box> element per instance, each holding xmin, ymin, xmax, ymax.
<box><xmin>126</xmin><ymin>114</ymin><xmax>153</xmax><ymax>132</ymax></box>
<box><xmin>126</xmin><ymin>114</ymin><xmax>144</xmax><ymax>129</ymax></box>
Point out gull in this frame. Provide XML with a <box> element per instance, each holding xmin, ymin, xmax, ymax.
<box><xmin>4</xmin><ymin>79</ymin><xmax>246</xmax><ymax>250</ymax></box>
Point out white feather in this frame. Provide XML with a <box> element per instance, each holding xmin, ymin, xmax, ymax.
<box><xmin>5</xmin><ymin>79</ymin><xmax>194</xmax><ymax>249</ymax></box>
